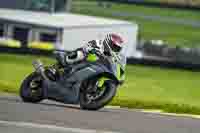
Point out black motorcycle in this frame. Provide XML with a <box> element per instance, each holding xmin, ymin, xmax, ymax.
<box><xmin>20</xmin><ymin>49</ymin><xmax>126</xmax><ymax>110</ymax></box>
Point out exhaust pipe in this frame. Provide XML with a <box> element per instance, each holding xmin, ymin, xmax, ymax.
<box><xmin>32</xmin><ymin>60</ymin><xmax>49</xmax><ymax>81</ymax></box>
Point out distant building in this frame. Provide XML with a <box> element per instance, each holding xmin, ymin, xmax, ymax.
<box><xmin>0</xmin><ymin>0</ymin><xmax>72</xmax><ymax>13</ymax></box>
<box><xmin>0</xmin><ymin>0</ymin><xmax>139</xmax><ymax>58</ymax></box>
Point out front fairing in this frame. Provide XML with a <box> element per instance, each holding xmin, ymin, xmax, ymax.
<box><xmin>109</xmin><ymin>53</ymin><xmax>126</xmax><ymax>82</ymax></box>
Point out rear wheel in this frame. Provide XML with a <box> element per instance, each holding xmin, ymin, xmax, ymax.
<box><xmin>20</xmin><ymin>72</ymin><xmax>44</xmax><ymax>103</ymax></box>
<box><xmin>80</xmin><ymin>78</ymin><xmax>117</xmax><ymax>110</ymax></box>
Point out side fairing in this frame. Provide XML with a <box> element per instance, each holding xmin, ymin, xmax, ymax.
<box><xmin>67</xmin><ymin>53</ymin><xmax>126</xmax><ymax>84</ymax></box>
<box><xmin>66</xmin><ymin>63</ymin><xmax>110</xmax><ymax>83</ymax></box>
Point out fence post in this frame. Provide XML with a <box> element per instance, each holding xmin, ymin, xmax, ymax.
<box><xmin>66</xmin><ymin>0</ymin><xmax>72</xmax><ymax>12</ymax></box>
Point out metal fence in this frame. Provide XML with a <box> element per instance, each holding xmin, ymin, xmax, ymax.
<box><xmin>138</xmin><ymin>41</ymin><xmax>200</xmax><ymax>65</ymax></box>
<box><xmin>100</xmin><ymin>0</ymin><xmax>200</xmax><ymax>10</ymax></box>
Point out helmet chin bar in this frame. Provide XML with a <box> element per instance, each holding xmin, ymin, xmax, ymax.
<box><xmin>103</xmin><ymin>38</ymin><xmax>122</xmax><ymax>65</ymax></box>
<box><xmin>105</xmin><ymin>42</ymin><xmax>121</xmax><ymax>63</ymax></box>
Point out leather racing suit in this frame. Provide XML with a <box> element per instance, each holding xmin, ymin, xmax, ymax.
<box><xmin>54</xmin><ymin>40</ymin><xmax>106</xmax><ymax>66</ymax></box>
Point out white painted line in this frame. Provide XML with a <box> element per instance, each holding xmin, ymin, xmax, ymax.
<box><xmin>0</xmin><ymin>120</ymin><xmax>118</xmax><ymax>133</ymax></box>
<box><xmin>141</xmin><ymin>110</ymin><xmax>200</xmax><ymax>119</ymax></box>
<box><xmin>105</xmin><ymin>106</ymin><xmax>121</xmax><ymax>109</ymax></box>
<box><xmin>106</xmin><ymin>106</ymin><xmax>200</xmax><ymax>119</ymax></box>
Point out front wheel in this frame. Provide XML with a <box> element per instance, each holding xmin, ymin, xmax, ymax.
<box><xmin>20</xmin><ymin>72</ymin><xmax>44</xmax><ymax>103</ymax></box>
<box><xmin>80</xmin><ymin>79</ymin><xmax>117</xmax><ymax>110</ymax></box>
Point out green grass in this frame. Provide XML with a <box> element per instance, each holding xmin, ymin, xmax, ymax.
<box><xmin>0</xmin><ymin>53</ymin><xmax>55</xmax><ymax>93</ymax></box>
<box><xmin>112</xmin><ymin>65</ymin><xmax>200</xmax><ymax>114</ymax></box>
<box><xmin>72</xmin><ymin>1</ymin><xmax>200</xmax><ymax>47</ymax></box>
<box><xmin>81</xmin><ymin>0</ymin><xmax>200</xmax><ymax>7</ymax></box>
<box><xmin>74</xmin><ymin>1</ymin><xmax>200</xmax><ymax>21</ymax></box>
<box><xmin>146</xmin><ymin>0</ymin><xmax>200</xmax><ymax>6</ymax></box>
<box><xmin>1</xmin><ymin>53</ymin><xmax>200</xmax><ymax>114</ymax></box>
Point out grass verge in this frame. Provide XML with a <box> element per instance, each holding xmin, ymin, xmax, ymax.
<box><xmin>74</xmin><ymin>0</ymin><xmax>200</xmax><ymax>21</ymax></box>
<box><xmin>0</xmin><ymin>53</ymin><xmax>55</xmax><ymax>93</ymax></box>
<box><xmin>1</xmin><ymin>53</ymin><xmax>200</xmax><ymax>114</ymax></box>
<box><xmin>111</xmin><ymin>99</ymin><xmax>200</xmax><ymax>115</ymax></box>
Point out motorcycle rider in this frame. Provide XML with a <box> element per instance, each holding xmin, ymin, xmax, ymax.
<box><xmin>22</xmin><ymin>33</ymin><xmax>126</xmax><ymax>105</ymax></box>
<box><xmin>54</xmin><ymin>33</ymin><xmax>125</xmax><ymax>68</ymax></box>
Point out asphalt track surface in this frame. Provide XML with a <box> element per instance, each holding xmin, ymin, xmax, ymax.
<box><xmin>1</xmin><ymin>95</ymin><xmax>200</xmax><ymax>133</ymax></box>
